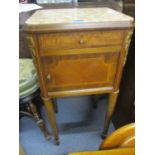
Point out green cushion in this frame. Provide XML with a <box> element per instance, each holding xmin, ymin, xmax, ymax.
<box><xmin>19</xmin><ymin>59</ymin><xmax>39</xmax><ymax>99</ymax></box>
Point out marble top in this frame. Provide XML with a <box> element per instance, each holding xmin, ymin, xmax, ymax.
<box><xmin>26</xmin><ymin>7</ymin><xmax>133</xmax><ymax>25</ymax></box>
<box><xmin>24</xmin><ymin>7</ymin><xmax>134</xmax><ymax>32</ymax></box>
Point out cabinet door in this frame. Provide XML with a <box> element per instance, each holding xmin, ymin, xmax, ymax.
<box><xmin>41</xmin><ymin>48</ymin><xmax>120</xmax><ymax>92</ymax></box>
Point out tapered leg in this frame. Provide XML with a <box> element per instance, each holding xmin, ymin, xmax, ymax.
<box><xmin>101</xmin><ymin>90</ymin><xmax>119</xmax><ymax>139</ymax></box>
<box><xmin>91</xmin><ymin>95</ymin><xmax>100</xmax><ymax>109</ymax></box>
<box><xmin>52</xmin><ymin>99</ymin><xmax>58</xmax><ymax>113</ymax></box>
<box><xmin>42</xmin><ymin>97</ymin><xmax>59</xmax><ymax>145</ymax></box>
<box><xmin>28</xmin><ymin>101</ymin><xmax>51</xmax><ymax>140</ymax></box>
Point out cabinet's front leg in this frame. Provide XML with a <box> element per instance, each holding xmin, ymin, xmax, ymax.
<box><xmin>102</xmin><ymin>90</ymin><xmax>119</xmax><ymax>139</ymax></box>
<box><xmin>42</xmin><ymin>97</ymin><xmax>59</xmax><ymax>145</ymax></box>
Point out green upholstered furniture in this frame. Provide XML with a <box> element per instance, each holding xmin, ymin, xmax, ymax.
<box><xmin>19</xmin><ymin>58</ymin><xmax>51</xmax><ymax>140</ymax></box>
<box><xmin>19</xmin><ymin>59</ymin><xmax>39</xmax><ymax>99</ymax></box>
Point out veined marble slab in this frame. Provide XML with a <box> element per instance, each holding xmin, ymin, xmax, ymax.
<box><xmin>24</xmin><ymin>7</ymin><xmax>134</xmax><ymax>32</ymax></box>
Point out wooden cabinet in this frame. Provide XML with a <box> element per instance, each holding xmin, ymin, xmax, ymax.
<box><xmin>24</xmin><ymin>7</ymin><xmax>134</xmax><ymax>144</ymax></box>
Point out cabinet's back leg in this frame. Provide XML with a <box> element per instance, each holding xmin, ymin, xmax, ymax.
<box><xmin>52</xmin><ymin>99</ymin><xmax>58</xmax><ymax>113</ymax></box>
<box><xmin>91</xmin><ymin>95</ymin><xmax>99</xmax><ymax>109</ymax></box>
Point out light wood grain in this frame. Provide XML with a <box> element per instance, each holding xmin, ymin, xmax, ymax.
<box><xmin>48</xmin><ymin>87</ymin><xmax>113</xmax><ymax>98</ymax></box>
<box><xmin>42</xmin><ymin>52</ymin><xmax>119</xmax><ymax>93</ymax></box>
<box><xmin>100</xmin><ymin>123</ymin><xmax>135</xmax><ymax>149</ymax></box>
<box><xmin>68</xmin><ymin>148</ymin><xmax>135</xmax><ymax>155</ymax></box>
<box><xmin>102</xmin><ymin>90</ymin><xmax>119</xmax><ymax>138</ymax></box>
<box><xmin>40</xmin><ymin>46</ymin><xmax>122</xmax><ymax>56</ymax></box>
<box><xmin>38</xmin><ymin>31</ymin><xmax>124</xmax><ymax>51</ymax></box>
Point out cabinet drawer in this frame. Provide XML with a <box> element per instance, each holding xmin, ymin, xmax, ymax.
<box><xmin>41</xmin><ymin>51</ymin><xmax>120</xmax><ymax>92</ymax></box>
<box><xmin>38</xmin><ymin>30</ymin><xmax>124</xmax><ymax>52</ymax></box>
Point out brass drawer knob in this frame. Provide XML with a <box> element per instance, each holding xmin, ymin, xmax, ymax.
<box><xmin>79</xmin><ymin>39</ymin><xmax>85</xmax><ymax>44</ymax></box>
<box><xmin>46</xmin><ymin>74</ymin><xmax>51</xmax><ymax>80</ymax></box>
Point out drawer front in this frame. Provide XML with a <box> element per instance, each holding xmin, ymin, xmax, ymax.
<box><xmin>41</xmin><ymin>50</ymin><xmax>120</xmax><ymax>92</ymax></box>
<box><xmin>38</xmin><ymin>30</ymin><xmax>124</xmax><ymax>52</ymax></box>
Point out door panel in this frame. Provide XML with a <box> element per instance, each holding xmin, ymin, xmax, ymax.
<box><xmin>41</xmin><ymin>50</ymin><xmax>120</xmax><ymax>92</ymax></box>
